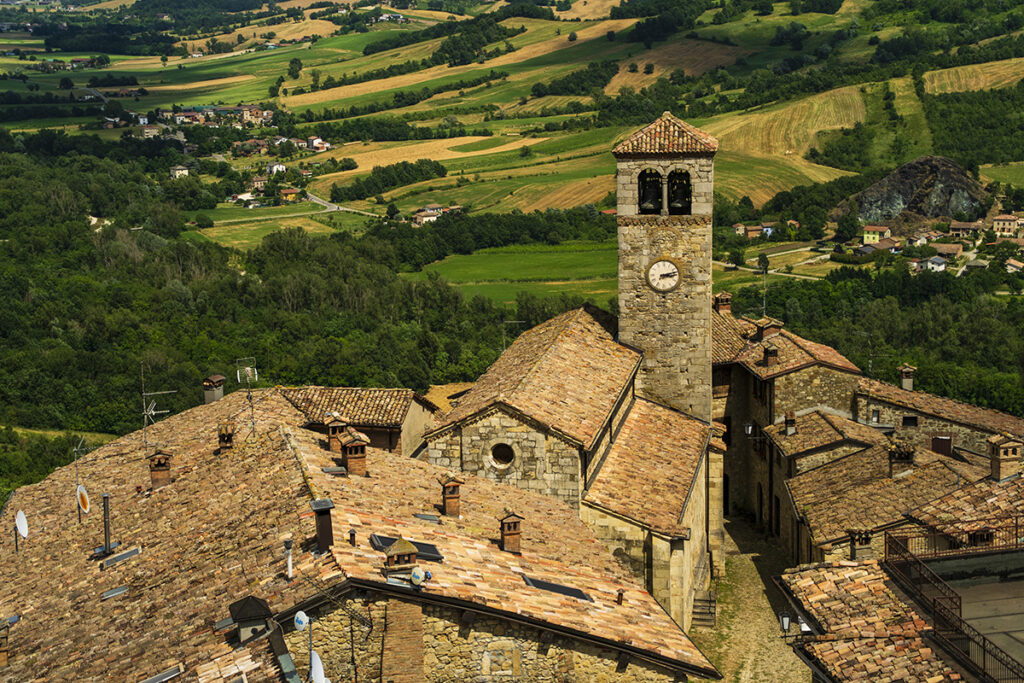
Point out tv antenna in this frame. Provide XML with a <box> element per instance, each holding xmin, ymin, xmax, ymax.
<box><xmin>14</xmin><ymin>510</ymin><xmax>27</xmax><ymax>553</ymax></box>
<box><xmin>140</xmin><ymin>363</ymin><xmax>176</xmax><ymax>455</ymax></box>
<box><xmin>235</xmin><ymin>357</ymin><xmax>259</xmax><ymax>439</ymax></box>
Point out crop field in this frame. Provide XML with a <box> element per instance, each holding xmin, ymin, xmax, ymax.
<box><xmin>182</xmin><ymin>201</ymin><xmax>322</xmax><ymax>224</ymax></box>
<box><xmin>604</xmin><ymin>39</ymin><xmax>748</xmax><ymax>93</ymax></box>
<box><xmin>981</xmin><ymin>162</ymin><xmax>1024</xmax><ymax>186</ymax></box>
<box><xmin>923</xmin><ymin>57</ymin><xmax>1024</xmax><ymax>94</ymax></box>
<box><xmin>198</xmin><ymin>215</ymin><xmax>335</xmax><ymax>250</ymax></box>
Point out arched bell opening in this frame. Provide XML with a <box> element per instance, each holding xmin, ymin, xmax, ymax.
<box><xmin>638</xmin><ymin>170</ymin><xmax>663</xmax><ymax>215</ymax></box>
<box><xmin>668</xmin><ymin>170</ymin><xmax>692</xmax><ymax>215</ymax></box>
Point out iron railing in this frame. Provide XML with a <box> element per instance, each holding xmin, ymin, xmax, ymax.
<box><xmin>896</xmin><ymin>514</ymin><xmax>1024</xmax><ymax>560</ymax></box>
<box><xmin>884</xmin><ymin>533</ymin><xmax>1024</xmax><ymax>683</ymax></box>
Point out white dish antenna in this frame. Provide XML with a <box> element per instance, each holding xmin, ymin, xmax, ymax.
<box><xmin>410</xmin><ymin>566</ymin><xmax>426</xmax><ymax>586</ymax></box>
<box><xmin>294</xmin><ymin>610</ymin><xmax>309</xmax><ymax>632</ymax></box>
<box><xmin>310</xmin><ymin>651</ymin><xmax>325</xmax><ymax>683</ymax></box>
<box><xmin>14</xmin><ymin>510</ymin><xmax>27</xmax><ymax>539</ymax></box>
<box><xmin>77</xmin><ymin>485</ymin><xmax>91</xmax><ymax>514</ymax></box>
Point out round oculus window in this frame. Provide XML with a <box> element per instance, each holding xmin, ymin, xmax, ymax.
<box><xmin>491</xmin><ymin>443</ymin><xmax>515</xmax><ymax>467</ymax></box>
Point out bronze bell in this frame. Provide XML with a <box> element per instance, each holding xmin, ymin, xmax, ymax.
<box><xmin>669</xmin><ymin>175</ymin><xmax>692</xmax><ymax>214</ymax></box>
<box><xmin>639</xmin><ymin>174</ymin><xmax>661</xmax><ymax>213</ymax></box>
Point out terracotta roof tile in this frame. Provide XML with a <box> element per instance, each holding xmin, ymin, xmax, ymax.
<box><xmin>787</xmin><ymin>444</ymin><xmax>987</xmax><ymax>544</ymax></box>
<box><xmin>282</xmin><ymin>386</ymin><xmax>436</xmax><ymax>427</ymax></box>
<box><xmin>909</xmin><ymin>476</ymin><xmax>1024</xmax><ymax>531</ymax></box>
<box><xmin>733</xmin><ymin>328</ymin><xmax>860</xmax><ymax>379</ymax></box>
<box><xmin>429</xmin><ymin>306</ymin><xmax>640</xmax><ymax>448</ymax></box>
<box><xmin>857</xmin><ymin>378</ymin><xmax>1024</xmax><ymax>439</ymax></box>
<box><xmin>711</xmin><ymin>309</ymin><xmax>753</xmax><ymax>365</ymax></box>
<box><xmin>584</xmin><ymin>398</ymin><xmax>710</xmax><ymax>534</ymax></box>
<box><xmin>764</xmin><ymin>410</ymin><xmax>887</xmax><ymax>457</ymax></box>
<box><xmin>780</xmin><ymin>561</ymin><xmax>962</xmax><ymax>682</ymax></box>
<box><xmin>613</xmin><ymin>111</ymin><xmax>718</xmax><ymax>156</ymax></box>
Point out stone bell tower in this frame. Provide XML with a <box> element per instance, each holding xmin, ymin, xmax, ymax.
<box><xmin>613</xmin><ymin>112</ymin><xmax>716</xmax><ymax>421</ymax></box>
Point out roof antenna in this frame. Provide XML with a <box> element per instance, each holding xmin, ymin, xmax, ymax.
<box><xmin>13</xmin><ymin>510</ymin><xmax>27</xmax><ymax>554</ymax></box>
<box><xmin>235</xmin><ymin>357</ymin><xmax>259</xmax><ymax>440</ymax></box>
<box><xmin>140</xmin><ymin>363</ymin><xmax>176</xmax><ymax>456</ymax></box>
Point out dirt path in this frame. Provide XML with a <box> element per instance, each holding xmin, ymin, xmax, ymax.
<box><xmin>690</xmin><ymin>519</ymin><xmax>810</xmax><ymax>683</ymax></box>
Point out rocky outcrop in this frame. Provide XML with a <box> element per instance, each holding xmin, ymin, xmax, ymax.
<box><xmin>840</xmin><ymin>156</ymin><xmax>988</xmax><ymax>224</ymax></box>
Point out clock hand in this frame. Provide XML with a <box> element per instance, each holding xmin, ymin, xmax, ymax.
<box><xmin>660</xmin><ymin>271</ymin><xmax>678</xmax><ymax>279</ymax></box>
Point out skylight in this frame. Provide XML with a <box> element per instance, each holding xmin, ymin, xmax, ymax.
<box><xmin>522</xmin><ymin>575</ymin><xmax>592</xmax><ymax>601</ymax></box>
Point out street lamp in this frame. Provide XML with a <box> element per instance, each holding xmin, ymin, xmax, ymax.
<box><xmin>779</xmin><ymin>610</ymin><xmax>791</xmax><ymax>635</ymax></box>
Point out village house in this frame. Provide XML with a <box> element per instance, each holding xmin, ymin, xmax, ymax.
<box><xmin>949</xmin><ymin>219</ymin><xmax>982</xmax><ymax>240</ymax></box>
<box><xmin>926</xmin><ymin>255</ymin><xmax>947</xmax><ymax>272</ymax></box>
<box><xmin>169</xmin><ymin>165</ymin><xmax>189</xmax><ymax>179</ymax></box>
<box><xmin>289</xmin><ymin>137</ymin><xmax>308</xmax><ymax>149</ymax></box>
<box><xmin>249</xmin><ymin>175</ymin><xmax>266</xmax><ymax>191</ymax></box>
<box><xmin>140</xmin><ymin>124</ymin><xmax>159</xmax><ymax>139</ymax></box>
<box><xmin>993</xmin><ymin>213</ymin><xmax>1019</xmax><ymax>238</ymax></box>
<box><xmin>874</xmin><ymin>236</ymin><xmax>901</xmax><ymax>254</ymax></box>
<box><xmin>862</xmin><ymin>225</ymin><xmax>890</xmax><ymax>244</ymax></box>
<box><xmin>266</xmin><ymin>161</ymin><xmax>286</xmax><ymax>175</ymax></box>
<box><xmin>1006</xmin><ymin>257</ymin><xmax>1024</xmax><ymax>273</ymax></box>
<box><xmin>280</xmin><ymin>188</ymin><xmax>301</xmax><ymax>202</ymax></box>
<box><xmin>932</xmin><ymin>242</ymin><xmax>963</xmax><ymax>258</ymax></box>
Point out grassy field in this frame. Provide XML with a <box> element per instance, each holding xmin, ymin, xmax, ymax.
<box><xmin>197</xmin><ymin>215</ymin><xmax>336</xmax><ymax>249</ymax></box>
<box><xmin>183</xmin><ymin>201</ymin><xmax>322</xmax><ymax>224</ymax></box>
<box><xmin>981</xmin><ymin>162</ymin><xmax>1024</xmax><ymax>186</ymax></box>
<box><xmin>923</xmin><ymin>57</ymin><xmax>1024</xmax><ymax>94</ymax></box>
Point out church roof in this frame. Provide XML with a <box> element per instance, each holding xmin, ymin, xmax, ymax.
<box><xmin>613</xmin><ymin>111</ymin><xmax>718</xmax><ymax>157</ymax></box>
<box><xmin>282</xmin><ymin>386</ymin><xmax>437</xmax><ymax>427</ymax></box>
<box><xmin>584</xmin><ymin>398</ymin><xmax>715</xmax><ymax>535</ymax></box>
<box><xmin>427</xmin><ymin>306</ymin><xmax>641</xmax><ymax>449</ymax></box>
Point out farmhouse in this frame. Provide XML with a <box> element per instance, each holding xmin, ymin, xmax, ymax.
<box><xmin>169</xmin><ymin>164</ymin><xmax>189</xmax><ymax>179</ymax></box>
<box><xmin>950</xmin><ymin>219</ymin><xmax>982</xmax><ymax>239</ymax></box>
<box><xmin>862</xmin><ymin>225</ymin><xmax>890</xmax><ymax>244</ymax></box>
<box><xmin>993</xmin><ymin>213</ymin><xmax>1019</xmax><ymax>237</ymax></box>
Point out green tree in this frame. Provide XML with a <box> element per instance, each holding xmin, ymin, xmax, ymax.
<box><xmin>195</xmin><ymin>214</ymin><xmax>214</xmax><ymax>229</ymax></box>
<box><xmin>757</xmin><ymin>252</ymin><xmax>770</xmax><ymax>273</ymax></box>
<box><xmin>568</xmin><ymin>32</ymin><xmax>578</xmax><ymax>42</ymax></box>
<box><xmin>58</xmin><ymin>77</ymin><xmax>74</xmax><ymax>90</ymax></box>
<box><xmin>729</xmin><ymin>248</ymin><xmax>746</xmax><ymax>267</ymax></box>
<box><xmin>386</xmin><ymin>202</ymin><xmax>400</xmax><ymax>218</ymax></box>
<box><xmin>288</xmin><ymin>57</ymin><xmax>303</xmax><ymax>80</ymax></box>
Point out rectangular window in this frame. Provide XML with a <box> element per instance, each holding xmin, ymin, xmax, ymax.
<box><xmin>871</xmin><ymin>409</ymin><xmax>880</xmax><ymax>424</ymax></box>
<box><xmin>902</xmin><ymin>415</ymin><xmax>919</xmax><ymax>428</ymax></box>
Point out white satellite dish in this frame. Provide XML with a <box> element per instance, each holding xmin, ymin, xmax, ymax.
<box><xmin>77</xmin><ymin>485</ymin><xmax>91</xmax><ymax>514</ymax></box>
<box><xmin>410</xmin><ymin>566</ymin><xmax>425</xmax><ymax>586</ymax></box>
<box><xmin>14</xmin><ymin>510</ymin><xmax>27</xmax><ymax>539</ymax></box>
<box><xmin>294</xmin><ymin>610</ymin><xmax>309</xmax><ymax>632</ymax></box>
<box><xmin>310</xmin><ymin>651</ymin><xmax>325</xmax><ymax>683</ymax></box>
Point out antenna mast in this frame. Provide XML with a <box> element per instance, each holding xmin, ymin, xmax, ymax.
<box><xmin>235</xmin><ymin>357</ymin><xmax>259</xmax><ymax>439</ymax></box>
<box><xmin>73</xmin><ymin>436</ymin><xmax>85</xmax><ymax>523</ymax></box>
<box><xmin>140</xmin><ymin>363</ymin><xmax>176</xmax><ymax>455</ymax></box>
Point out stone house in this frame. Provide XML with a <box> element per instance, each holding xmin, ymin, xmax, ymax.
<box><xmin>0</xmin><ymin>388</ymin><xmax>721</xmax><ymax>681</ymax></box>
<box><xmin>1006</xmin><ymin>257</ymin><xmax>1024</xmax><ymax>273</ymax></box>
<box><xmin>949</xmin><ymin>220</ymin><xmax>982</xmax><ymax>240</ymax></box>
<box><xmin>993</xmin><ymin>213</ymin><xmax>1019</xmax><ymax>238</ymax></box>
<box><xmin>169</xmin><ymin>164</ymin><xmax>189</xmax><ymax>179</ymax></box>
<box><xmin>283</xmin><ymin>386</ymin><xmax>437</xmax><ymax>455</ymax></box>
<box><xmin>933</xmin><ymin>242</ymin><xmax>963</xmax><ymax>258</ymax></box>
<box><xmin>926</xmin><ymin>255</ymin><xmax>947</xmax><ymax>272</ymax></box>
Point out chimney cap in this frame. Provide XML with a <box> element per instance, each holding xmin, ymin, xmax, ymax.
<box><xmin>339</xmin><ymin>427</ymin><xmax>370</xmax><ymax>446</ymax></box>
<box><xmin>897</xmin><ymin>363</ymin><xmax>917</xmax><ymax>374</ymax></box>
<box><xmin>439</xmin><ymin>473</ymin><xmax>465</xmax><ymax>487</ymax></box>
<box><xmin>784</xmin><ymin>411</ymin><xmax>795</xmax><ymax>421</ymax></box>
<box><xmin>310</xmin><ymin>498</ymin><xmax>335</xmax><ymax>513</ymax></box>
<box><xmin>228</xmin><ymin>595</ymin><xmax>271</xmax><ymax>622</ymax></box>
<box><xmin>500</xmin><ymin>510</ymin><xmax>524</xmax><ymax>523</ymax></box>
<box><xmin>203</xmin><ymin>374</ymin><xmax>226</xmax><ymax>388</ymax></box>
<box><xmin>147</xmin><ymin>449</ymin><xmax>174</xmax><ymax>461</ymax></box>
<box><xmin>988</xmin><ymin>432</ymin><xmax>1022</xmax><ymax>447</ymax></box>
<box><xmin>324</xmin><ymin>412</ymin><xmax>348</xmax><ymax>427</ymax></box>
<box><xmin>384</xmin><ymin>537</ymin><xmax>418</xmax><ymax>558</ymax></box>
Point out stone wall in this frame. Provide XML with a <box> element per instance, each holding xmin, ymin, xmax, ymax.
<box><xmin>422</xmin><ymin>603</ymin><xmax>690</xmax><ymax>682</ymax></box>
<box><xmin>364</xmin><ymin>426</ymin><xmax>399</xmax><ymax>453</ymax></box>
<box><xmin>425</xmin><ymin>409</ymin><xmax>582</xmax><ymax>507</ymax></box>
<box><xmin>617</xmin><ymin>214</ymin><xmax>712</xmax><ymax>421</ymax></box>
<box><xmin>773</xmin><ymin>366</ymin><xmax>860</xmax><ymax>419</ymax></box>
<box><xmin>401</xmin><ymin>400</ymin><xmax>436</xmax><ymax>457</ymax></box>
<box><xmin>381</xmin><ymin>599</ymin><xmax>425</xmax><ymax>683</ymax></box>
<box><xmin>616</xmin><ymin>156</ymin><xmax>714</xmax><ymax>217</ymax></box>
<box><xmin>853</xmin><ymin>394</ymin><xmax>994</xmax><ymax>454</ymax></box>
<box><xmin>715</xmin><ymin>365</ymin><xmax>753</xmax><ymax>517</ymax></box>
<box><xmin>282</xmin><ymin>592</ymin><xmax>387</xmax><ymax>683</ymax></box>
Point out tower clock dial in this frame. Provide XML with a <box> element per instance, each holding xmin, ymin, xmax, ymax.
<box><xmin>647</xmin><ymin>259</ymin><xmax>680</xmax><ymax>292</ymax></box>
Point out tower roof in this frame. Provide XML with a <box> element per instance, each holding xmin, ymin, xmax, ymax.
<box><xmin>613</xmin><ymin>111</ymin><xmax>718</xmax><ymax>157</ymax></box>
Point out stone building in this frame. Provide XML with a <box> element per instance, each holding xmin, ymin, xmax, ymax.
<box><xmin>0</xmin><ymin>388</ymin><xmax>721</xmax><ymax>682</ymax></box>
<box><xmin>282</xmin><ymin>386</ymin><xmax>437</xmax><ymax>455</ymax></box>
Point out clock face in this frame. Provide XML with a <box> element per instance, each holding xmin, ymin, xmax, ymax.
<box><xmin>647</xmin><ymin>259</ymin><xmax>680</xmax><ymax>292</ymax></box>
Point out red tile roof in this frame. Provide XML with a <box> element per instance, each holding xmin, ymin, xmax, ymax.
<box><xmin>764</xmin><ymin>410</ymin><xmax>887</xmax><ymax>457</ymax></box>
<box><xmin>613</xmin><ymin>111</ymin><xmax>718</xmax><ymax>156</ymax></box>
<box><xmin>787</xmin><ymin>444</ymin><xmax>987</xmax><ymax>544</ymax></box>
<box><xmin>584</xmin><ymin>398</ymin><xmax>712</xmax><ymax>535</ymax></box>
<box><xmin>909</xmin><ymin>476</ymin><xmax>1024</xmax><ymax>531</ymax></box>
<box><xmin>856</xmin><ymin>378</ymin><xmax>1024</xmax><ymax>439</ymax></box>
<box><xmin>428</xmin><ymin>306</ymin><xmax>641</xmax><ymax>449</ymax></box>
<box><xmin>733</xmin><ymin>328</ymin><xmax>860</xmax><ymax>379</ymax></box>
<box><xmin>711</xmin><ymin>309</ymin><xmax>754</xmax><ymax>365</ymax></box>
<box><xmin>780</xmin><ymin>561</ymin><xmax>963</xmax><ymax>683</ymax></box>
<box><xmin>282</xmin><ymin>386</ymin><xmax>436</xmax><ymax>427</ymax></box>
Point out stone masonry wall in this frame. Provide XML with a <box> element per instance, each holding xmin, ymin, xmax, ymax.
<box><xmin>773</xmin><ymin>366</ymin><xmax>860</xmax><ymax>419</ymax></box>
<box><xmin>282</xmin><ymin>592</ymin><xmax>387</xmax><ymax>683</ymax></box>
<box><xmin>425</xmin><ymin>410</ymin><xmax>582</xmax><ymax>507</ymax></box>
<box><xmin>401</xmin><ymin>400</ymin><xmax>436</xmax><ymax>457</ymax></box>
<box><xmin>617</xmin><ymin>154</ymin><xmax>713</xmax><ymax>421</ymax></box>
<box><xmin>381</xmin><ymin>599</ymin><xmax>425</xmax><ymax>683</ymax></box>
<box><xmin>853</xmin><ymin>395</ymin><xmax>994</xmax><ymax>454</ymax></box>
<box><xmin>422</xmin><ymin>603</ymin><xmax>691</xmax><ymax>682</ymax></box>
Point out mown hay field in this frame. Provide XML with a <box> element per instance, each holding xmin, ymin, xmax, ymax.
<box><xmin>923</xmin><ymin>57</ymin><xmax>1024</xmax><ymax>94</ymax></box>
<box><xmin>199</xmin><ymin>215</ymin><xmax>334</xmax><ymax>250</ymax></box>
<box><xmin>604</xmin><ymin>39</ymin><xmax>749</xmax><ymax>93</ymax></box>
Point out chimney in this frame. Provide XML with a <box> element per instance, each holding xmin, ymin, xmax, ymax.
<box><xmin>147</xmin><ymin>450</ymin><xmax>172</xmax><ymax>490</ymax></box>
<box><xmin>898</xmin><ymin>363</ymin><xmax>917</xmax><ymax>392</ymax></box>
<box><xmin>887</xmin><ymin>437</ymin><xmax>915</xmax><ymax>477</ymax></box>
<box><xmin>202</xmin><ymin>374</ymin><xmax>226</xmax><ymax>404</ymax></box>
<box><xmin>763</xmin><ymin>342</ymin><xmax>779</xmax><ymax>367</ymax></box>
<box><xmin>988</xmin><ymin>433</ymin><xmax>1022</xmax><ymax>482</ymax></box>
<box><xmin>228</xmin><ymin>596</ymin><xmax>272</xmax><ymax>642</ymax></box>
<box><xmin>754</xmin><ymin>317</ymin><xmax>784</xmax><ymax>341</ymax></box>
<box><xmin>102</xmin><ymin>493</ymin><xmax>112</xmax><ymax>556</ymax></box>
<box><xmin>784</xmin><ymin>411</ymin><xmax>796</xmax><ymax>437</ymax></box>
<box><xmin>325</xmin><ymin>413</ymin><xmax>346</xmax><ymax>454</ymax></box>
<box><xmin>384</xmin><ymin>537</ymin><xmax>418</xmax><ymax>574</ymax></box>
<box><xmin>440</xmin><ymin>474</ymin><xmax>464</xmax><ymax>517</ymax></box>
<box><xmin>500</xmin><ymin>511</ymin><xmax>524</xmax><ymax>554</ymax></box>
<box><xmin>616</xmin><ymin>588</ymin><xmax>625</xmax><ymax>605</ymax></box>
<box><xmin>342</xmin><ymin>427</ymin><xmax>369</xmax><ymax>477</ymax></box>
<box><xmin>713</xmin><ymin>291</ymin><xmax>732</xmax><ymax>314</ymax></box>
<box><xmin>310</xmin><ymin>499</ymin><xmax>334</xmax><ymax>551</ymax></box>
<box><xmin>847</xmin><ymin>529</ymin><xmax>872</xmax><ymax>560</ymax></box>
<box><xmin>218</xmin><ymin>422</ymin><xmax>235</xmax><ymax>451</ymax></box>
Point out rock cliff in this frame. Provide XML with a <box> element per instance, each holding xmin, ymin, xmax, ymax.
<box><xmin>839</xmin><ymin>156</ymin><xmax>988</xmax><ymax>224</ymax></box>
